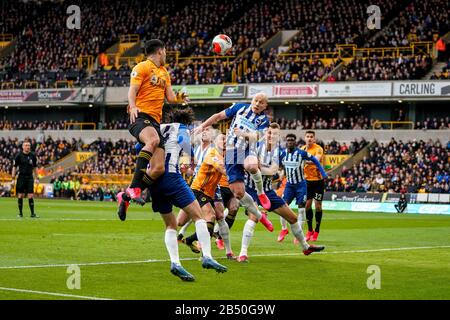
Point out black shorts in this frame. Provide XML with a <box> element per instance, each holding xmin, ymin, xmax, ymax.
<box><xmin>16</xmin><ymin>176</ymin><xmax>34</xmax><ymax>194</ymax></box>
<box><xmin>306</xmin><ymin>179</ymin><xmax>325</xmax><ymax>201</ymax></box>
<box><xmin>220</xmin><ymin>186</ymin><xmax>234</xmax><ymax>207</ymax></box>
<box><xmin>193</xmin><ymin>189</ymin><xmax>215</xmax><ymax>208</ymax></box>
<box><xmin>128</xmin><ymin>113</ymin><xmax>165</xmax><ymax>149</ymax></box>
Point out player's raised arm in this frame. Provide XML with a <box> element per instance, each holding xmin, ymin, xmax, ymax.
<box><xmin>194</xmin><ymin>102</ymin><xmax>246</xmax><ymax>134</ymax></box>
<box><xmin>193</xmin><ymin>110</ymin><xmax>227</xmax><ymax>135</ymax></box>
<box><xmin>302</xmin><ymin>150</ymin><xmax>328</xmax><ymax>179</ymax></box>
<box><xmin>165</xmin><ymin>83</ymin><xmax>189</xmax><ymax>104</ymax></box>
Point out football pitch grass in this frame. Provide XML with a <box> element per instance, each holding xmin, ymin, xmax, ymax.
<box><xmin>0</xmin><ymin>198</ymin><xmax>449</xmax><ymax>300</ymax></box>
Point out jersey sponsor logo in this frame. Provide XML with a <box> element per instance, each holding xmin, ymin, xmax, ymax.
<box><xmin>150</xmin><ymin>73</ymin><xmax>167</xmax><ymax>89</ymax></box>
<box><xmin>283</xmin><ymin>160</ymin><xmax>300</xmax><ymax>168</ymax></box>
<box><xmin>235</xmin><ymin>115</ymin><xmax>256</xmax><ymax>130</ymax></box>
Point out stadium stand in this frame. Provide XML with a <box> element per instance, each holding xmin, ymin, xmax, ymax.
<box><xmin>327</xmin><ymin>138</ymin><xmax>450</xmax><ymax>193</ymax></box>
<box><xmin>2</xmin><ymin>0</ymin><xmax>447</xmax><ymax>87</ymax></box>
<box><xmin>430</xmin><ymin>58</ymin><xmax>450</xmax><ymax>79</ymax></box>
<box><xmin>1</xmin><ymin>117</ymin><xmax>448</xmax><ymax>131</ymax></box>
<box><xmin>365</xmin><ymin>0</ymin><xmax>449</xmax><ymax>48</ymax></box>
<box><xmin>334</xmin><ymin>54</ymin><xmax>433</xmax><ymax>81</ymax></box>
<box><xmin>276</xmin><ymin>116</ymin><xmax>449</xmax><ymax>130</ymax></box>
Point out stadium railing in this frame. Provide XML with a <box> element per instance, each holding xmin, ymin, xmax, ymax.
<box><xmin>1</xmin><ymin>82</ymin><xmax>14</xmax><ymax>89</ymax></box>
<box><xmin>280</xmin><ymin>42</ymin><xmax>435</xmax><ymax>61</ymax></box>
<box><xmin>372</xmin><ymin>121</ymin><xmax>415</xmax><ymax>130</ymax></box>
<box><xmin>64</xmin><ymin>122</ymin><xmax>97</xmax><ymax>130</ymax></box>
<box><xmin>0</xmin><ymin>34</ymin><xmax>13</xmax><ymax>49</ymax></box>
<box><xmin>72</xmin><ymin>173</ymin><xmax>131</xmax><ymax>185</ymax></box>
<box><xmin>77</xmin><ymin>55</ymin><xmax>94</xmax><ymax>72</ymax></box>
<box><xmin>55</xmin><ymin>80</ymin><xmax>74</xmax><ymax>88</ymax></box>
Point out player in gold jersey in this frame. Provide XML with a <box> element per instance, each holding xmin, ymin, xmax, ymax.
<box><xmin>183</xmin><ymin>133</ymin><xmax>235</xmax><ymax>259</ymax></box>
<box><xmin>301</xmin><ymin>131</ymin><xmax>325</xmax><ymax>241</ymax></box>
<box><xmin>119</xmin><ymin>39</ymin><xmax>189</xmax><ymax>212</ymax></box>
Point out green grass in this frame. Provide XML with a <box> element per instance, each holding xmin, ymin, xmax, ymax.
<box><xmin>0</xmin><ymin>198</ymin><xmax>449</xmax><ymax>300</ymax></box>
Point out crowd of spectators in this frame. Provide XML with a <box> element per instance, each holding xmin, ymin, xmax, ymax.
<box><xmin>283</xmin><ymin>136</ymin><xmax>369</xmax><ymax>155</ymax></box>
<box><xmin>286</xmin><ymin>0</ymin><xmax>404</xmax><ymax>54</ymax></box>
<box><xmin>415</xmin><ymin>117</ymin><xmax>450</xmax><ymax>130</ymax></box>
<box><xmin>73</xmin><ymin>138</ymin><xmax>137</xmax><ymax>175</ymax></box>
<box><xmin>0</xmin><ymin>0</ymin><xmax>255</xmax><ymax>88</ymax></box>
<box><xmin>2</xmin><ymin>116</ymin><xmax>448</xmax><ymax>131</ymax></box>
<box><xmin>327</xmin><ymin>138</ymin><xmax>450</xmax><ymax>193</ymax></box>
<box><xmin>0</xmin><ymin>137</ymin><xmax>77</xmax><ymax>175</ymax></box>
<box><xmin>365</xmin><ymin>0</ymin><xmax>449</xmax><ymax>48</ymax></box>
<box><xmin>1</xmin><ymin>0</ymin><xmax>448</xmax><ymax>88</ymax></box>
<box><xmin>333</xmin><ymin>55</ymin><xmax>433</xmax><ymax>81</ymax></box>
<box><xmin>276</xmin><ymin>115</ymin><xmax>374</xmax><ymax>130</ymax></box>
<box><xmin>236</xmin><ymin>48</ymin><xmax>337</xmax><ymax>83</ymax></box>
<box><xmin>1</xmin><ymin>134</ymin><xmax>448</xmax><ymax>200</ymax></box>
<box><xmin>430</xmin><ymin>58</ymin><xmax>450</xmax><ymax>80</ymax></box>
<box><xmin>50</xmin><ymin>173</ymin><xmax>121</xmax><ymax>201</ymax></box>
<box><xmin>277</xmin><ymin>116</ymin><xmax>449</xmax><ymax>130</ymax></box>
<box><xmin>0</xmin><ymin>120</ymin><xmax>129</xmax><ymax>131</ymax></box>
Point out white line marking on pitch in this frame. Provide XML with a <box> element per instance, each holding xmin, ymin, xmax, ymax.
<box><xmin>0</xmin><ymin>287</ymin><xmax>113</xmax><ymax>300</ymax></box>
<box><xmin>0</xmin><ymin>218</ymin><xmax>152</xmax><ymax>221</ymax></box>
<box><xmin>1</xmin><ymin>245</ymin><xmax>449</xmax><ymax>270</ymax></box>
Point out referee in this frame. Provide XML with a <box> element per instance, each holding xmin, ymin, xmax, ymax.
<box><xmin>11</xmin><ymin>141</ymin><xmax>38</xmax><ymax>218</ymax></box>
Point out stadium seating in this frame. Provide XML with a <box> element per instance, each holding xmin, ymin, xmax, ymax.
<box><xmin>0</xmin><ymin>137</ymin><xmax>77</xmax><ymax>175</ymax></box>
<box><xmin>334</xmin><ymin>54</ymin><xmax>433</xmax><ymax>81</ymax></box>
<box><xmin>327</xmin><ymin>138</ymin><xmax>450</xmax><ymax>193</ymax></box>
<box><xmin>1</xmin><ymin>117</ymin><xmax>448</xmax><ymax>131</ymax></box>
<box><xmin>430</xmin><ymin>58</ymin><xmax>450</xmax><ymax>79</ymax></box>
<box><xmin>1</xmin><ymin>0</ymin><xmax>447</xmax><ymax>87</ymax></box>
<box><xmin>73</xmin><ymin>138</ymin><xmax>136</xmax><ymax>175</ymax></box>
<box><xmin>365</xmin><ymin>0</ymin><xmax>449</xmax><ymax>47</ymax></box>
<box><xmin>277</xmin><ymin>116</ymin><xmax>450</xmax><ymax>130</ymax></box>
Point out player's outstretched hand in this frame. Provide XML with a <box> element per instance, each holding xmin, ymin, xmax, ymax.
<box><xmin>181</xmin><ymin>92</ymin><xmax>190</xmax><ymax>104</ymax></box>
<box><xmin>129</xmin><ymin>106</ymin><xmax>139</xmax><ymax>124</ymax></box>
<box><xmin>192</xmin><ymin>125</ymin><xmax>203</xmax><ymax>136</ymax></box>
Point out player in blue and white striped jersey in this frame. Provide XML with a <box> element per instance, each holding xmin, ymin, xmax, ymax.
<box><xmin>176</xmin><ymin>125</ymin><xmax>214</xmax><ymax>240</ymax></box>
<box><xmin>193</xmin><ymin>93</ymin><xmax>274</xmax><ymax>232</ymax></box>
<box><xmin>117</xmin><ymin>108</ymin><xmax>227</xmax><ymax>281</ymax></box>
<box><xmin>238</xmin><ymin>123</ymin><xmax>326</xmax><ymax>262</ymax></box>
<box><xmin>277</xmin><ymin>133</ymin><xmax>327</xmax><ymax>243</ymax></box>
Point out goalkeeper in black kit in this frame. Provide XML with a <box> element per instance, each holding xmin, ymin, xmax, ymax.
<box><xmin>395</xmin><ymin>193</ymin><xmax>407</xmax><ymax>213</ymax></box>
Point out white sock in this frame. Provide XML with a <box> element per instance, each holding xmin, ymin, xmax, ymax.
<box><xmin>251</xmin><ymin>170</ymin><xmax>264</xmax><ymax>195</ymax></box>
<box><xmin>214</xmin><ymin>208</ymin><xmax>228</xmax><ymax>234</ymax></box>
<box><xmin>290</xmin><ymin>221</ymin><xmax>309</xmax><ymax>250</ymax></box>
<box><xmin>298</xmin><ymin>207</ymin><xmax>306</xmax><ymax>229</ymax></box>
<box><xmin>239</xmin><ymin>192</ymin><xmax>262</xmax><ymax>220</ymax></box>
<box><xmin>164</xmin><ymin>229</ymin><xmax>180</xmax><ymax>264</ymax></box>
<box><xmin>218</xmin><ymin>219</ymin><xmax>232</xmax><ymax>255</ymax></box>
<box><xmin>179</xmin><ymin>219</ymin><xmax>192</xmax><ymax>236</ymax></box>
<box><xmin>195</xmin><ymin>219</ymin><xmax>212</xmax><ymax>258</ymax></box>
<box><xmin>240</xmin><ymin>219</ymin><xmax>256</xmax><ymax>257</ymax></box>
<box><xmin>280</xmin><ymin>216</ymin><xmax>288</xmax><ymax>230</ymax></box>
<box><xmin>213</xmin><ymin>222</ymin><xmax>220</xmax><ymax>234</ymax></box>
